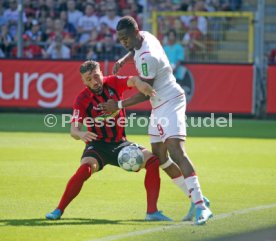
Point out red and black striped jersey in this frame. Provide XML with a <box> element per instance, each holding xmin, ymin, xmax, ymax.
<box><xmin>71</xmin><ymin>75</ymin><xmax>131</xmax><ymax>143</ymax></box>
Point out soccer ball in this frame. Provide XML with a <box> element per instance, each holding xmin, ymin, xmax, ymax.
<box><xmin>118</xmin><ymin>145</ymin><xmax>144</xmax><ymax>172</ymax></box>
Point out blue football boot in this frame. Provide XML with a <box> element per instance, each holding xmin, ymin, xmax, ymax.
<box><xmin>195</xmin><ymin>206</ymin><xmax>213</xmax><ymax>225</ymax></box>
<box><xmin>45</xmin><ymin>209</ymin><xmax>62</xmax><ymax>220</ymax></box>
<box><xmin>182</xmin><ymin>196</ymin><xmax>210</xmax><ymax>221</ymax></box>
<box><xmin>145</xmin><ymin>211</ymin><xmax>173</xmax><ymax>221</ymax></box>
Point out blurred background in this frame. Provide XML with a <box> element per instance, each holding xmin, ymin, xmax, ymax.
<box><xmin>0</xmin><ymin>0</ymin><xmax>275</xmax><ymax>118</ymax></box>
<box><xmin>1</xmin><ymin>3</ymin><xmax>276</xmax><ymax>241</ymax></box>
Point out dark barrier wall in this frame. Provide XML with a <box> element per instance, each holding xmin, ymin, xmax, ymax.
<box><xmin>0</xmin><ymin>59</ymin><xmax>254</xmax><ymax>114</ymax></box>
<box><xmin>267</xmin><ymin>65</ymin><xmax>276</xmax><ymax>114</ymax></box>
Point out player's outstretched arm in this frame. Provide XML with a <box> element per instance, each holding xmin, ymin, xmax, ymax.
<box><xmin>112</xmin><ymin>50</ymin><xmax>134</xmax><ymax>74</ymax></box>
<box><xmin>122</xmin><ymin>92</ymin><xmax>150</xmax><ymax>107</ymax></box>
<box><xmin>99</xmin><ymin>93</ymin><xmax>149</xmax><ymax>113</ymax></box>
<box><xmin>70</xmin><ymin>122</ymin><xmax>97</xmax><ymax>142</ymax></box>
<box><xmin>127</xmin><ymin>76</ymin><xmax>156</xmax><ymax>97</ymax></box>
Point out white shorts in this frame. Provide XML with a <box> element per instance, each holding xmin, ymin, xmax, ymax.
<box><xmin>148</xmin><ymin>94</ymin><xmax>187</xmax><ymax>143</ymax></box>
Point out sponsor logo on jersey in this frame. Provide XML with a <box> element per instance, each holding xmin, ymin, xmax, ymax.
<box><xmin>141</xmin><ymin>63</ymin><xmax>148</xmax><ymax>76</ymax></box>
<box><xmin>94</xmin><ymin>110</ymin><xmax>120</xmax><ymax>122</ymax></box>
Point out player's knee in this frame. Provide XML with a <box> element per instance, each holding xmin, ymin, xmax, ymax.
<box><xmin>160</xmin><ymin>157</ymin><xmax>174</xmax><ymax>170</ymax></box>
<box><xmin>166</xmin><ymin>141</ymin><xmax>186</xmax><ymax>160</ymax></box>
<box><xmin>81</xmin><ymin>157</ymin><xmax>100</xmax><ymax>173</ymax></box>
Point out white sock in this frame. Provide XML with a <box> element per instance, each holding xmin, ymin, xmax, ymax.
<box><xmin>184</xmin><ymin>175</ymin><xmax>205</xmax><ymax>208</ymax></box>
<box><xmin>172</xmin><ymin>175</ymin><xmax>190</xmax><ymax>198</ymax></box>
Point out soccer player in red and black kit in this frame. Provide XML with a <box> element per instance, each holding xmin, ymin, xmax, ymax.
<box><xmin>45</xmin><ymin>60</ymin><xmax>172</xmax><ymax>221</ymax></box>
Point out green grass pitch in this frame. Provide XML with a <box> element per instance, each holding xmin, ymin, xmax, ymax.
<box><xmin>0</xmin><ymin>113</ymin><xmax>276</xmax><ymax>241</ymax></box>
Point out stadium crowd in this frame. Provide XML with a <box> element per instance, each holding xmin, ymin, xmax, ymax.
<box><xmin>0</xmin><ymin>0</ymin><xmax>242</xmax><ymax>60</ymax></box>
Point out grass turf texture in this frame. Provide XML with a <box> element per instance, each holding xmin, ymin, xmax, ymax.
<box><xmin>0</xmin><ymin>113</ymin><xmax>276</xmax><ymax>241</ymax></box>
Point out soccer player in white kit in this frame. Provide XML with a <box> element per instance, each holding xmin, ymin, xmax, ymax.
<box><xmin>101</xmin><ymin>16</ymin><xmax>213</xmax><ymax>225</ymax></box>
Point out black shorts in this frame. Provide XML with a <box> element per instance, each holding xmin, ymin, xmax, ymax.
<box><xmin>81</xmin><ymin>140</ymin><xmax>144</xmax><ymax>171</ymax></box>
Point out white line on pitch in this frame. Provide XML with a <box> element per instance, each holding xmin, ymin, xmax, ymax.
<box><xmin>87</xmin><ymin>203</ymin><xmax>276</xmax><ymax>241</ymax></box>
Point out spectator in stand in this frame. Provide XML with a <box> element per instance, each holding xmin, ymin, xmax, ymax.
<box><xmin>269</xmin><ymin>49</ymin><xmax>276</xmax><ymax>64</ymax></box>
<box><xmin>94</xmin><ymin>33</ymin><xmax>122</xmax><ymax>61</ymax></box>
<box><xmin>125</xmin><ymin>0</ymin><xmax>140</xmax><ymax>17</ymax></box>
<box><xmin>86</xmin><ymin>42</ymin><xmax>99</xmax><ymax>61</ymax></box>
<box><xmin>57</xmin><ymin>0</ymin><xmax>67</xmax><ymax>12</ymax></box>
<box><xmin>180</xmin><ymin>0</ymin><xmax>208</xmax><ymax>36</ymax></box>
<box><xmin>25</xmin><ymin>19</ymin><xmax>42</xmax><ymax>43</ymax></box>
<box><xmin>0</xmin><ymin>24</ymin><xmax>13</xmax><ymax>57</ymax></box>
<box><xmin>173</xmin><ymin>18</ymin><xmax>186</xmax><ymax>42</ymax></box>
<box><xmin>178</xmin><ymin>0</ymin><xmax>191</xmax><ymax>11</ymax></box>
<box><xmin>156</xmin><ymin>0</ymin><xmax>175</xmax><ymax>11</ymax></box>
<box><xmin>77</xmin><ymin>28</ymin><xmax>99</xmax><ymax>59</ymax></box>
<box><xmin>99</xmin><ymin>3</ymin><xmax>121</xmax><ymax>34</ymax></box>
<box><xmin>0</xmin><ymin>5</ymin><xmax>9</xmax><ymax>27</ymax></box>
<box><xmin>11</xmin><ymin>34</ymin><xmax>43</xmax><ymax>58</ymax></box>
<box><xmin>183</xmin><ymin>17</ymin><xmax>206</xmax><ymax>60</ymax></box>
<box><xmin>0</xmin><ymin>48</ymin><xmax>5</xmax><ymax>58</ymax></box>
<box><xmin>157</xmin><ymin>17</ymin><xmax>172</xmax><ymax>42</ymax></box>
<box><xmin>77</xmin><ymin>0</ymin><xmax>95</xmax><ymax>12</ymax></box>
<box><xmin>4</xmin><ymin>0</ymin><xmax>27</xmax><ymax>39</ymax></box>
<box><xmin>24</xmin><ymin>13</ymin><xmax>36</xmax><ymax>32</ymax></box>
<box><xmin>48</xmin><ymin>19</ymin><xmax>75</xmax><ymax>45</ymax></box>
<box><xmin>67</xmin><ymin>0</ymin><xmax>83</xmax><ymax>29</ymax></box>
<box><xmin>97</xmin><ymin>22</ymin><xmax>113</xmax><ymax>41</ymax></box>
<box><xmin>44</xmin><ymin>34</ymin><xmax>70</xmax><ymax>59</ymax></box>
<box><xmin>229</xmin><ymin>0</ymin><xmax>242</xmax><ymax>11</ymax></box>
<box><xmin>36</xmin><ymin>5</ymin><xmax>50</xmax><ymax>27</ymax></box>
<box><xmin>24</xmin><ymin>0</ymin><xmax>37</xmax><ymax>18</ymax></box>
<box><xmin>122</xmin><ymin>0</ymin><xmax>143</xmax><ymax>28</ymax></box>
<box><xmin>97</xmin><ymin>1</ymin><xmax>107</xmax><ymax>18</ymax></box>
<box><xmin>77</xmin><ymin>4</ymin><xmax>99</xmax><ymax>44</ymax></box>
<box><xmin>41</xmin><ymin>17</ymin><xmax>54</xmax><ymax>42</ymax></box>
<box><xmin>43</xmin><ymin>0</ymin><xmax>59</xmax><ymax>19</ymax></box>
<box><xmin>163</xmin><ymin>29</ymin><xmax>186</xmax><ymax>82</ymax></box>
<box><xmin>60</xmin><ymin>10</ymin><xmax>77</xmax><ymax>38</ymax></box>
<box><xmin>211</xmin><ymin>0</ymin><xmax>242</xmax><ymax>11</ymax></box>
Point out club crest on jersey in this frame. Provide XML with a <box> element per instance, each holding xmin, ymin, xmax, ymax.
<box><xmin>108</xmin><ymin>88</ymin><xmax>114</xmax><ymax>96</ymax></box>
<box><xmin>141</xmin><ymin>63</ymin><xmax>148</xmax><ymax>76</ymax></box>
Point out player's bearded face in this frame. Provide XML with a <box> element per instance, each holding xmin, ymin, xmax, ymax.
<box><xmin>81</xmin><ymin>68</ymin><xmax>103</xmax><ymax>95</ymax></box>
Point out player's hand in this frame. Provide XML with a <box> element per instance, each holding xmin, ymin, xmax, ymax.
<box><xmin>135</xmin><ymin>81</ymin><xmax>156</xmax><ymax>97</ymax></box>
<box><xmin>112</xmin><ymin>59</ymin><xmax>124</xmax><ymax>75</ymax></box>
<box><xmin>99</xmin><ymin>99</ymin><xmax>119</xmax><ymax>112</ymax></box>
<box><xmin>79</xmin><ymin>131</ymin><xmax>97</xmax><ymax>142</ymax></box>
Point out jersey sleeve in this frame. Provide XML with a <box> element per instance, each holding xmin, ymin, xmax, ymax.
<box><xmin>138</xmin><ymin>54</ymin><xmax>158</xmax><ymax>80</ymax></box>
<box><xmin>71</xmin><ymin>95</ymin><xmax>86</xmax><ymax>124</ymax></box>
<box><xmin>104</xmin><ymin>75</ymin><xmax>131</xmax><ymax>96</ymax></box>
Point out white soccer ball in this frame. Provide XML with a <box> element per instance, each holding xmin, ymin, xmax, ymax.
<box><xmin>118</xmin><ymin>145</ymin><xmax>144</xmax><ymax>172</ymax></box>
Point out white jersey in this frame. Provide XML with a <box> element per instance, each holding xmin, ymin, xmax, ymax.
<box><xmin>133</xmin><ymin>31</ymin><xmax>184</xmax><ymax>108</ymax></box>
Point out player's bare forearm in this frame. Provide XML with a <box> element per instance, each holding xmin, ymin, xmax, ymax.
<box><xmin>127</xmin><ymin>76</ymin><xmax>156</xmax><ymax>97</ymax></box>
<box><xmin>99</xmin><ymin>93</ymin><xmax>149</xmax><ymax>113</ymax></box>
<box><xmin>121</xmin><ymin>50</ymin><xmax>135</xmax><ymax>64</ymax></box>
<box><xmin>70</xmin><ymin>123</ymin><xmax>97</xmax><ymax>142</ymax></box>
<box><xmin>122</xmin><ymin>92</ymin><xmax>149</xmax><ymax>108</ymax></box>
<box><xmin>113</xmin><ymin>51</ymin><xmax>135</xmax><ymax>74</ymax></box>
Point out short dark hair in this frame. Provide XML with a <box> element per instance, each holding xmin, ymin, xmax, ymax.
<box><xmin>80</xmin><ymin>60</ymin><xmax>99</xmax><ymax>74</ymax></box>
<box><xmin>167</xmin><ymin>29</ymin><xmax>177</xmax><ymax>37</ymax></box>
<box><xmin>116</xmin><ymin>16</ymin><xmax>138</xmax><ymax>31</ymax></box>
